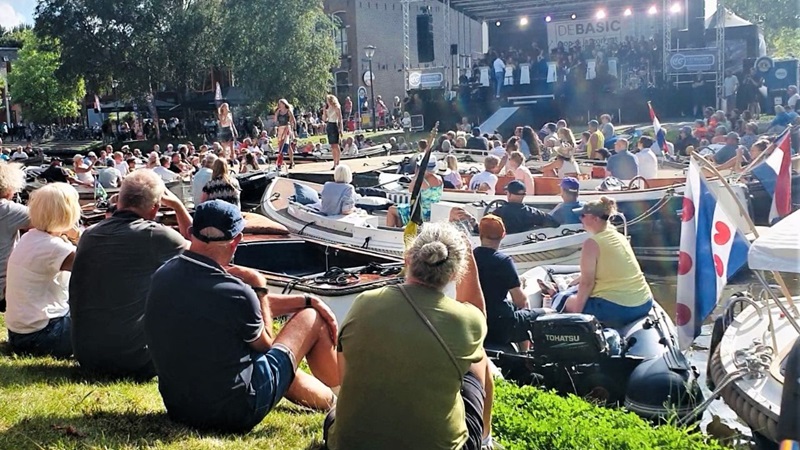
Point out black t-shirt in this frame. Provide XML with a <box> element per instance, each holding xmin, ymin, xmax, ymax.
<box><xmin>145</xmin><ymin>251</ymin><xmax>264</xmax><ymax>432</ymax></box>
<box><xmin>168</xmin><ymin>163</ymin><xmax>182</xmax><ymax>174</ymax></box>
<box><xmin>69</xmin><ymin>210</ymin><xmax>186</xmax><ymax>377</ymax></box>
<box><xmin>494</xmin><ymin>202</ymin><xmax>560</xmax><ymax>234</ymax></box>
<box><xmin>466</xmin><ymin>136</ymin><xmax>489</xmax><ymax>151</ymax></box>
<box><xmin>473</xmin><ymin>246</ymin><xmax>519</xmax><ymax>325</ymax></box>
<box><xmin>41</xmin><ymin>165</ymin><xmax>68</xmax><ymax>183</ymax></box>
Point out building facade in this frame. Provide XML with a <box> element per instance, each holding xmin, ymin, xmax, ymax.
<box><xmin>324</xmin><ymin>0</ymin><xmax>483</xmax><ymax>107</ymax></box>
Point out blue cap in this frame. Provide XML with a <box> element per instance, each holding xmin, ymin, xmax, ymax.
<box><xmin>505</xmin><ymin>180</ymin><xmax>527</xmax><ymax>195</ymax></box>
<box><xmin>560</xmin><ymin>177</ymin><xmax>580</xmax><ymax>193</ymax></box>
<box><xmin>192</xmin><ymin>200</ymin><xmax>245</xmax><ymax>242</ymax></box>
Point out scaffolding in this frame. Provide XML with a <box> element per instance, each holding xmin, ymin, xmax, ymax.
<box><xmin>401</xmin><ymin>0</ymin><xmax>453</xmax><ymax>92</ymax></box>
<box><xmin>716</xmin><ymin>0</ymin><xmax>726</xmax><ymax>110</ymax></box>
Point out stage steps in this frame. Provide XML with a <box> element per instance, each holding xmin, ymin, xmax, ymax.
<box><xmin>506</xmin><ymin>94</ymin><xmax>555</xmax><ymax>106</ymax></box>
<box><xmin>478</xmin><ymin>106</ymin><xmax>519</xmax><ymax>134</ymax></box>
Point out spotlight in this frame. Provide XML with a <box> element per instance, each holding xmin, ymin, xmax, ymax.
<box><xmin>623</xmin><ymin>8</ymin><xmax>633</xmax><ymax>16</ymax></box>
<box><xmin>648</xmin><ymin>5</ymin><xmax>658</xmax><ymax>15</ymax></box>
<box><xmin>669</xmin><ymin>2</ymin><xmax>681</xmax><ymax>13</ymax></box>
<box><xmin>570</xmin><ymin>13</ymin><xmax>577</xmax><ymax>20</ymax></box>
<box><xmin>495</xmin><ymin>20</ymin><xmax>501</xmax><ymax>27</ymax></box>
<box><xmin>520</xmin><ymin>16</ymin><xmax>529</xmax><ymax>26</ymax></box>
<box><xmin>545</xmin><ymin>15</ymin><xmax>552</xmax><ymax>23</ymax></box>
<box><xmin>596</xmin><ymin>10</ymin><xmax>606</xmax><ymax>19</ymax></box>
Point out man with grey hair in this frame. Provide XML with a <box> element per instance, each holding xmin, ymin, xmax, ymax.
<box><xmin>788</xmin><ymin>85</ymin><xmax>799</xmax><ymax>111</ymax></box>
<box><xmin>69</xmin><ymin>170</ymin><xmax>192</xmax><ymax>379</ymax></box>
<box><xmin>192</xmin><ymin>152</ymin><xmax>217</xmax><ymax>206</ymax></box>
<box><xmin>0</xmin><ymin>162</ymin><xmax>30</xmax><ymax>312</ymax></box>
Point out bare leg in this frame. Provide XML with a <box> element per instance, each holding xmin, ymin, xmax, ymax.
<box><xmin>331</xmin><ymin>143</ymin><xmax>340</xmax><ymax>168</ymax></box>
<box><xmin>563</xmin><ymin>294</ymin><xmax>580</xmax><ymax>313</ymax></box>
<box><xmin>386</xmin><ymin>205</ymin><xmax>399</xmax><ymax>228</ymax></box>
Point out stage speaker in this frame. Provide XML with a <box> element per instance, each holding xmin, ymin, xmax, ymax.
<box><xmin>687</xmin><ymin>0</ymin><xmax>705</xmax><ymax>47</ymax></box>
<box><xmin>417</xmin><ymin>14</ymin><xmax>435</xmax><ymax>63</ymax></box>
<box><xmin>450</xmin><ymin>44</ymin><xmax>458</xmax><ymax>56</ymax></box>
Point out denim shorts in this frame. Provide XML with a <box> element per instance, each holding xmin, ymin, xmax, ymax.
<box><xmin>248</xmin><ymin>344</ymin><xmax>297</xmax><ymax>423</ymax></box>
<box><xmin>7</xmin><ymin>314</ymin><xmax>73</xmax><ymax>358</ymax></box>
<box><xmin>582</xmin><ymin>297</ymin><xmax>653</xmax><ymax>329</ymax></box>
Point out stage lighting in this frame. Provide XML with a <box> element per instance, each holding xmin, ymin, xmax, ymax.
<box><xmin>596</xmin><ymin>10</ymin><xmax>606</xmax><ymax>19</ymax></box>
<box><xmin>495</xmin><ymin>20</ymin><xmax>501</xmax><ymax>26</ymax></box>
<box><xmin>623</xmin><ymin>8</ymin><xmax>633</xmax><ymax>16</ymax></box>
<box><xmin>545</xmin><ymin>15</ymin><xmax>552</xmax><ymax>22</ymax></box>
<box><xmin>648</xmin><ymin>5</ymin><xmax>658</xmax><ymax>15</ymax></box>
<box><xmin>520</xmin><ymin>16</ymin><xmax>529</xmax><ymax>26</ymax></box>
<box><xmin>570</xmin><ymin>13</ymin><xmax>577</xmax><ymax>20</ymax></box>
<box><xmin>669</xmin><ymin>3</ymin><xmax>681</xmax><ymax>13</ymax></box>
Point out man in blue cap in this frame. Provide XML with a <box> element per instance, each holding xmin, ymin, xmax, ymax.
<box><xmin>145</xmin><ymin>200</ymin><xmax>340</xmax><ymax>433</ymax></box>
<box><xmin>548</xmin><ymin>177</ymin><xmax>584</xmax><ymax>225</ymax></box>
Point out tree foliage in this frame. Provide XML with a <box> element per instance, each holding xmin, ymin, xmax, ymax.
<box><xmin>7</xmin><ymin>31</ymin><xmax>85</xmax><ymax>122</ymax></box>
<box><xmin>771</xmin><ymin>28</ymin><xmax>800</xmax><ymax>58</ymax></box>
<box><xmin>0</xmin><ymin>24</ymin><xmax>33</xmax><ymax>48</ymax></box>
<box><xmin>724</xmin><ymin>0</ymin><xmax>800</xmax><ymax>52</ymax></box>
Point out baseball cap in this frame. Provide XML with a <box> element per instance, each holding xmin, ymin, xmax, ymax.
<box><xmin>588</xmin><ymin>119</ymin><xmax>599</xmax><ymax>127</ymax></box>
<box><xmin>505</xmin><ymin>180</ymin><xmax>526</xmax><ymax>195</ymax></box>
<box><xmin>479</xmin><ymin>214</ymin><xmax>505</xmax><ymax>240</ymax></box>
<box><xmin>726</xmin><ymin>132</ymin><xmax>740</xmax><ymax>141</ymax></box>
<box><xmin>87</xmin><ymin>151</ymin><xmax>97</xmax><ymax>157</ymax></box>
<box><xmin>560</xmin><ymin>177</ymin><xmax>580</xmax><ymax>193</ymax></box>
<box><xmin>192</xmin><ymin>200</ymin><xmax>245</xmax><ymax>243</ymax></box>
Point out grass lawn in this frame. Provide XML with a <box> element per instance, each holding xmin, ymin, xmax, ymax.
<box><xmin>0</xmin><ymin>315</ymin><xmax>326</xmax><ymax>450</ymax></box>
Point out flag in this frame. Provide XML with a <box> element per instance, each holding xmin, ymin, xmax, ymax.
<box><xmin>648</xmin><ymin>102</ymin><xmax>669</xmax><ymax>156</ymax></box>
<box><xmin>93</xmin><ymin>94</ymin><xmax>101</xmax><ymax>113</ymax></box>
<box><xmin>94</xmin><ymin>179</ymin><xmax>107</xmax><ymax>201</ymax></box>
<box><xmin>214</xmin><ymin>82</ymin><xmax>223</xmax><ymax>102</ymax></box>
<box><xmin>751</xmin><ymin>129</ymin><xmax>793</xmax><ymax>224</ymax></box>
<box><xmin>403</xmin><ymin>122</ymin><xmax>439</xmax><ymax>246</ymax></box>
<box><xmin>676</xmin><ymin>160</ymin><xmax>750</xmax><ymax>349</ymax></box>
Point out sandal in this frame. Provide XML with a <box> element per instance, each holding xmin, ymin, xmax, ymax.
<box><xmin>536</xmin><ymin>279</ymin><xmax>558</xmax><ymax>297</ymax></box>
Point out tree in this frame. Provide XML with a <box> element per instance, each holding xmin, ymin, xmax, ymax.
<box><xmin>0</xmin><ymin>24</ymin><xmax>33</xmax><ymax>48</ymax></box>
<box><xmin>724</xmin><ymin>0</ymin><xmax>800</xmax><ymax>51</ymax></box>
<box><xmin>222</xmin><ymin>0</ymin><xmax>338</xmax><ymax>108</ymax></box>
<box><xmin>771</xmin><ymin>28</ymin><xmax>800</xmax><ymax>58</ymax></box>
<box><xmin>7</xmin><ymin>32</ymin><xmax>85</xmax><ymax>122</ymax></box>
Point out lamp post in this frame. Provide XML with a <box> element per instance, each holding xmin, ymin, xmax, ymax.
<box><xmin>2</xmin><ymin>57</ymin><xmax>10</xmax><ymax>128</ymax></box>
<box><xmin>364</xmin><ymin>45</ymin><xmax>377</xmax><ymax>132</ymax></box>
<box><xmin>111</xmin><ymin>79</ymin><xmax>120</xmax><ymax>139</ymax></box>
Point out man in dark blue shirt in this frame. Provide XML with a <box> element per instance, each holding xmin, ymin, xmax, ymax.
<box><xmin>493</xmin><ymin>180</ymin><xmax>560</xmax><ymax>233</ymax></box>
<box><xmin>145</xmin><ymin>201</ymin><xmax>340</xmax><ymax>433</ymax></box>
<box><xmin>548</xmin><ymin>177</ymin><xmax>584</xmax><ymax>225</ymax></box>
<box><xmin>713</xmin><ymin>132</ymin><xmax>742</xmax><ymax>165</ymax></box>
<box><xmin>606</xmin><ymin>138</ymin><xmax>639</xmax><ymax>179</ymax></box>
<box><xmin>473</xmin><ymin>215</ymin><xmax>547</xmax><ymax>349</ymax></box>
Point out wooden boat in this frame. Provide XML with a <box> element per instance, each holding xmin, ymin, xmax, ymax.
<box><xmin>708</xmin><ymin>210</ymin><xmax>800</xmax><ymax>445</ymax></box>
<box><xmin>260</xmin><ymin>177</ymin><xmax>587</xmax><ymax>273</ymax></box>
<box><xmin>290</xmin><ymin>143</ymin><xmax>390</xmax><ymax>163</ymax></box>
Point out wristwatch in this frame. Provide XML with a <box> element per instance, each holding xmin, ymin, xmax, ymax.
<box><xmin>251</xmin><ymin>286</ymin><xmax>269</xmax><ymax>297</ymax></box>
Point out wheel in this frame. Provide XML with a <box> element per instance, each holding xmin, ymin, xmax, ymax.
<box><xmin>484</xmin><ymin>199</ymin><xmax>508</xmax><ymax>216</ymax></box>
<box><xmin>627</xmin><ymin>176</ymin><xmax>651</xmax><ymax>190</ymax></box>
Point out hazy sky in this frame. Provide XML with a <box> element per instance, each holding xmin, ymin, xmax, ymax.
<box><xmin>1</xmin><ymin>0</ymin><xmax>720</xmax><ymax>29</ymax></box>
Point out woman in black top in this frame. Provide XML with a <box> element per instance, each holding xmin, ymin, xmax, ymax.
<box><xmin>275</xmin><ymin>99</ymin><xmax>297</xmax><ymax>168</ymax></box>
<box><xmin>217</xmin><ymin>103</ymin><xmax>237</xmax><ymax>155</ymax></box>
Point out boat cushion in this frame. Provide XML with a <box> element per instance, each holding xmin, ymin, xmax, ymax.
<box><xmin>241</xmin><ymin>212</ymin><xmax>290</xmax><ymax>235</ymax></box>
<box><xmin>292</xmin><ymin>182</ymin><xmax>320</xmax><ymax>205</ymax></box>
<box><xmin>355</xmin><ymin>196</ymin><xmax>394</xmax><ymax>213</ymax></box>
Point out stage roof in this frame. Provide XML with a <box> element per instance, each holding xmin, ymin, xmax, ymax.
<box><xmin>445</xmin><ymin>0</ymin><xmax>648</xmax><ymax>22</ymax></box>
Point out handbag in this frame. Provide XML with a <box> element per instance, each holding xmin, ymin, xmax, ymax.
<box><xmin>398</xmin><ymin>285</ymin><xmax>464</xmax><ymax>379</ymax></box>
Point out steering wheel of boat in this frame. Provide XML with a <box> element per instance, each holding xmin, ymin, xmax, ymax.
<box><xmin>484</xmin><ymin>199</ymin><xmax>508</xmax><ymax>216</ymax></box>
<box><xmin>627</xmin><ymin>176</ymin><xmax>650</xmax><ymax>190</ymax></box>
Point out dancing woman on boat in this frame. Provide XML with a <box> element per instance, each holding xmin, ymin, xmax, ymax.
<box><xmin>324</xmin><ymin>95</ymin><xmax>344</xmax><ymax>170</ymax></box>
<box><xmin>275</xmin><ymin>99</ymin><xmax>297</xmax><ymax>168</ymax></box>
<box><xmin>217</xmin><ymin>103</ymin><xmax>237</xmax><ymax>155</ymax></box>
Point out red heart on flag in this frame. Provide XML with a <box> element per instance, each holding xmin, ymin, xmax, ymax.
<box><xmin>713</xmin><ymin>221</ymin><xmax>731</xmax><ymax>246</ymax></box>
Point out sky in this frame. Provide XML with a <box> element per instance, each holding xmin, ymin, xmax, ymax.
<box><xmin>1</xmin><ymin>0</ymin><xmax>719</xmax><ymax>29</ymax></box>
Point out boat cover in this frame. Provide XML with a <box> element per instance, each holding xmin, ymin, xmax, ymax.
<box><xmin>748</xmin><ymin>210</ymin><xmax>800</xmax><ymax>273</ymax></box>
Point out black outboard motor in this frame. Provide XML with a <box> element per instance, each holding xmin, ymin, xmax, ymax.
<box><xmin>778</xmin><ymin>338</ymin><xmax>800</xmax><ymax>442</ymax></box>
<box><xmin>531</xmin><ymin>314</ymin><xmax>608</xmax><ymax>363</ymax></box>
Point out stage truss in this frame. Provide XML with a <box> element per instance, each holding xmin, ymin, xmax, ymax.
<box><xmin>402</xmin><ymin>0</ymin><xmax>453</xmax><ymax>92</ymax></box>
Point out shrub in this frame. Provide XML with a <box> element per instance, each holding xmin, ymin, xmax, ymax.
<box><xmin>492</xmin><ymin>381</ymin><xmax>726</xmax><ymax>450</ymax></box>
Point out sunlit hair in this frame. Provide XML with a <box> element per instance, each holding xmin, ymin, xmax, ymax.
<box><xmin>333</xmin><ymin>164</ymin><xmax>353</xmax><ymax>184</ymax></box>
<box><xmin>558</xmin><ymin>128</ymin><xmax>577</xmax><ymax>147</ymax></box>
<box><xmin>508</xmin><ymin>151</ymin><xmax>524</xmax><ymax>167</ymax></box>
<box><xmin>211</xmin><ymin>158</ymin><xmax>233</xmax><ymax>184</ymax></box>
<box><xmin>580</xmin><ymin>196</ymin><xmax>618</xmax><ymax>221</ymax></box>
<box><xmin>326</xmin><ymin>95</ymin><xmax>341</xmax><ymax>109</ymax></box>
<box><xmin>484</xmin><ymin>155</ymin><xmax>500</xmax><ymax>170</ymax></box>
<box><xmin>445</xmin><ymin>154</ymin><xmax>458</xmax><ymax>171</ymax></box>
<box><xmin>0</xmin><ymin>162</ymin><xmax>26</xmax><ymax>197</ymax></box>
<box><xmin>29</xmin><ymin>183</ymin><xmax>80</xmax><ymax>233</ymax></box>
<box><xmin>119</xmin><ymin>169</ymin><xmax>165</xmax><ymax>211</ymax></box>
<box><xmin>278</xmin><ymin>99</ymin><xmax>294</xmax><ymax>112</ymax></box>
<box><xmin>405</xmin><ymin>222</ymin><xmax>468</xmax><ymax>289</ymax></box>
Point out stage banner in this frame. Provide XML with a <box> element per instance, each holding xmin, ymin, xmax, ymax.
<box><xmin>666</xmin><ymin>50</ymin><xmax>717</xmax><ymax>74</ymax></box>
<box><xmin>547</xmin><ymin>18</ymin><xmax>627</xmax><ymax>50</ymax></box>
<box><xmin>408</xmin><ymin>69</ymin><xmax>445</xmax><ymax>90</ymax></box>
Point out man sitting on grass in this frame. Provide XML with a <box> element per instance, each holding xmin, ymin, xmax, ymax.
<box><xmin>145</xmin><ymin>200</ymin><xmax>340</xmax><ymax>433</ymax></box>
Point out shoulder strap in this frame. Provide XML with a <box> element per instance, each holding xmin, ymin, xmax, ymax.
<box><xmin>398</xmin><ymin>285</ymin><xmax>463</xmax><ymax>379</ymax></box>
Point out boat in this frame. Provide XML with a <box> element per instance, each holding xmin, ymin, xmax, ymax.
<box><xmin>236</xmin><ymin>169</ymin><xmax>277</xmax><ymax>204</ymax></box>
<box><xmin>290</xmin><ymin>143</ymin><xmax>391</xmax><ymax>163</ymax></box>
<box><xmin>487</xmin><ymin>264</ymin><xmax>705</xmax><ymax>423</ymax></box>
<box><xmin>234</xmin><ymin>232</ymin><xmax>404</xmax><ymax>324</ymax></box>
<box><xmin>260</xmin><ymin>177</ymin><xmax>588</xmax><ymax>272</ymax></box>
<box><xmin>708</xmin><ymin>210</ymin><xmax>800</xmax><ymax>446</ymax></box>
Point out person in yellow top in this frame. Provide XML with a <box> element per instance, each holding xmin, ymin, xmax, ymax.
<box><xmin>585</xmin><ymin>119</ymin><xmax>606</xmax><ymax>159</ymax></box>
<box><xmin>561</xmin><ymin>196</ymin><xmax>653</xmax><ymax>328</ymax></box>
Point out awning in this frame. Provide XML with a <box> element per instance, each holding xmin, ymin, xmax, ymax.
<box><xmin>748</xmin><ymin>210</ymin><xmax>800</xmax><ymax>274</ymax></box>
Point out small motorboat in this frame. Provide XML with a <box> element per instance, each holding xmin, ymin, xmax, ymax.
<box><xmin>261</xmin><ymin>177</ymin><xmax>588</xmax><ymax>273</ymax></box>
<box><xmin>236</xmin><ymin>169</ymin><xmax>277</xmax><ymax>204</ymax></box>
<box><xmin>487</xmin><ymin>264</ymin><xmax>705</xmax><ymax>423</ymax></box>
<box><xmin>708</xmin><ymin>210</ymin><xmax>800</xmax><ymax>446</ymax></box>
<box><xmin>291</xmin><ymin>144</ymin><xmax>391</xmax><ymax>163</ymax></box>
<box><xmin>234</xmin><ymin>233</ymin><xmax>404</xmax><ymax>324</ymax></box>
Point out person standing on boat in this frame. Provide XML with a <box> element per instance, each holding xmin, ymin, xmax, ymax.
<box><xmin>69</xmin><ymin>170</ymin><xmax>192</xmax><ymax>380</ymax></box>
<box><xmin>547</xmin><ymin>177</ymin><xmax>583</xmax><ymax>225</ymax></box>
<box><xmin>275</xmin><ymin>99</ymin><xmax>297</xmax><ymax>169</ymax></box>
<box><xmin>217</xmin><ymin>103</ymin><xmax>237</xmax><ymax>156</ymax></box>
<box><xmin>324</xmin><ymin>95</ymin><xmax>345</xmax><ymax>170</ymax></box>
<box><xmin>145</xmin><ymin>200</ymin><xmax>340</xmax><ymax>433</ymax></box>
<box><xmin>559</xmin><ymin>197</ymin><xmax>653</xmax><ymax>328</ymax></box>
<box><xmin>325</xmin><ymin>222</ymin><xmax>494</xmax><ymax>450</ymax></box>
<box><xmin>0</xmin><ymin>162</ymin><xmax>30</xmax><ymax>313</ymax></box>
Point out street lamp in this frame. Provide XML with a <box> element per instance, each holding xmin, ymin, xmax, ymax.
<box><xmin>111</xmin><ymin>79</ymin><xmax>120</xmax><ymax>139</ymax></box>
<box><xmin>2</xmin><ymin>56</ymin><xmax>10</xmax><ymax>128</ymax></box>
<box><xmin>364</xmin><ymin>45</ymin><xmax>377</xmax><ymax>132</ymax></box>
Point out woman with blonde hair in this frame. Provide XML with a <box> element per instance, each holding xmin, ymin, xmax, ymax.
<box><xmin>217</xmin><ymin>102</ymin><xmax>237</xmax><ymax>155</ymax></box>
<box><xmin>506</xmin><ymin>151</ymin><xmax>535</xmax><ymax>194</ymax></box>
<box><xmin>275</xmin><ymin>99</ymin><xmax>297</xmax><ymax>168</ymax></box>
<box><xmin>443</xmin><ymin>154</ymin><xmax>463</xmax><ymax>189</ymax></box>
<box><xmin>557</xmin><ymin>127</ymin><xmax>577</xmax><ymax>147</ymax></box>
<box><xmin>0</xmin><ymin>162</ymin><xmax>30</xmax><ymax>312</ymax></box>
<box><xmin>324</xmin><ymin>94</ymin><xmax>344</xmax><ymax>170</ymax></box>
<box><xmin>540</xmin><ymin>145</ymin><xmax>581</xmax><ymax>178</ymax></box>
<box><xmin>554</xmin><ymin>197</ymin><xmax>653</xmax><ymax>327</ymax></box>
<box><xmin>5</xmin><ymin>183</ymin><xmax>82</xmax><ymax>357</ymax></box>
<box><xmin>201</xmin><ymin>158</ymin><xmax>241</xmax><ymax>208</ymax></box>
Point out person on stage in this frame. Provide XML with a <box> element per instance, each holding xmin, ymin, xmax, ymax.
<box><xmin>217</xmin><ymin>103</ymin><xmax>237</xmax><ymax>156</ymax></box>
<box><xmin>275</xmin><ymin>99</ymin><xmax>297</xmax><ymax>168</ymax></box>
<box><xmin>324</xmin><ymin>95</ymin><xmax>344</xmax><ymax>170</ymax></box>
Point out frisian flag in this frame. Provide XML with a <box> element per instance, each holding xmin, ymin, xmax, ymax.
<box><xmin>676</xmin><ymin>159</ymin><xmax>750</xmax><ymax>349</ymax></box>
<box><xmin>648</xmin><ymin>102</ymin><xmax>669</xmax><ymax>156</ymax></box>
<box><xmin>751</xmin><ymin>128</ymin><xmax>793</xmax><ymax>224</ymax></box>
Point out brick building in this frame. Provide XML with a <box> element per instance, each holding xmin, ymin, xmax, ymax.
<box><xmin>0</xmin><ymin>48</ymin><xmax>21</xmax><ymax>126</ymax></box>
<box><xmin>324</xmin><ymin>0</ymin><xmax>484</xmax><ymax>108</ymax></box>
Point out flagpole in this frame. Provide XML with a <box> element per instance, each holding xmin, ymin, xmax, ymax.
<box><xmin>690</xmin><ymin>152</ymin><xmax>799</xmax><ymax>315</ymax></box>
<box><xmin>732</xmin><ymin>145</ymin><xmax>772</xmax><ymax>183</ymax></box>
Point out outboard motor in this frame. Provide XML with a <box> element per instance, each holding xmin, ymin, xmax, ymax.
<box><xmin>532</xmin><ymin>314</ymin><xmax>608</xmax><ymax>363</ymax></box>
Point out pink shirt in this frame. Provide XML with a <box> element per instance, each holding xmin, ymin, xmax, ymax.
<box><xmin>512</xmin><ymin>166</ymin><xmax>535</xmax><ymax>194</ymax></box>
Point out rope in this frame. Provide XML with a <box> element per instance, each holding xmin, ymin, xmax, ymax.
<box><xmin>298</xmin><ymin>220</ymin><xmax>315</xmax><ymax>236</ymax></box>
<box><xmin>622</xmin><ymin>189</ymin><xmax>677</xmax><ymax>228</ymax></box>
<box><xmin>313</xmin><ymin>267</ymin><xmax>360</xmax><ymax>286</ymax></box>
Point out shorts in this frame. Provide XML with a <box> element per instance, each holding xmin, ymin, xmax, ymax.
<box><xmin>247</xmin><ymin>344</ymin><xmax>297</xmax><ymax>424</ymax></box>
<box><xmin>326</xmin><ymin>122</ymin><xmax>341</xmax><ymax>145</ymax></box>
<box><xmin>8</xmin><ymin>314</ymin><xmax>73</xmax><ymax>358</ymax></box>
<box><xmin>581</xmin><ymin>297</ymin><xmax>653</xmax><ymax>329</ymax></box>
<box><xmin>322</xmin><ymin>371</ymin><xmax>485</xmax><ymax>450</ymax></box>
<box><xmin>487</xmin><ymin>309</ymin><xmax>542</xmax><ymax>345</ymax></box>
<box><xmin>219</xmin><ymin>126</ymin><xmax>234</xmax><ymax>142</ymax></box>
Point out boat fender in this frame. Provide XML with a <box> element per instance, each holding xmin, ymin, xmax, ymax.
<box><xmin>778</xmin><ymin>338</ymin><xmax>800</xmax><ymax>442</ymax></box>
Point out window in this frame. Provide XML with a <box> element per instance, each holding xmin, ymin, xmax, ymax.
<box><xmin>333</xmin><ymin>13</ymin><xmax>348</xmax><ymax>58</ymax></box>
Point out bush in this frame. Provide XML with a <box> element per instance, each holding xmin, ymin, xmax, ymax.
<box><xmin>492</xmin><ymin>381</ymin><xmax>725</xmax><ymax>450</ymax></box>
